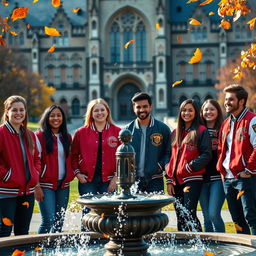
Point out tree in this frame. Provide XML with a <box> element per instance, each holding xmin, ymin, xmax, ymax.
<box><xmin>0</xmin><ymin>47</ymin><xmax>55</xmax><ymax>119</ymax></box>
<box><xmin>215</xmin><ymin>58</ymin><xmax>256</xmax><ymax>112</ymax></box>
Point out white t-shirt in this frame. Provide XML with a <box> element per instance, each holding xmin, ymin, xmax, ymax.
<box><xmin>54</xmin><ymin>134</ymin><xmax>66</xmax><ymax>180</ymax></box>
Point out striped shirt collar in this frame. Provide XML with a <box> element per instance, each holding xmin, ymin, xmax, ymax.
<box><xmin>90</xmin><ymin>122</ymin><xmax>110</xmax><ymax>131</ymax></box>
<box><xmin>230</xmin><ymin>107</ymin><xmax>248</xmax><ymax>122</ymax></box>
<box><xmin>134</xmin><ymin>116</ymin><xmax>154</xmax><ymax>129</ymax></box>
<box><xmin>4</xmin><ymin>121</ymin><xmax>23</xmax><ymax>134</ymax></box>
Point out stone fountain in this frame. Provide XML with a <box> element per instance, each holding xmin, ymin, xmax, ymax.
<box><xmin>76</xmin><ymin>129</ymin><xmax>175</xmax><ymax>256</ymax></box>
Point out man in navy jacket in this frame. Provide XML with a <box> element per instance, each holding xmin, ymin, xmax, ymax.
<box><xmin>125</xmin><ymin>92</ymin><xmax>171</xmax><ymax>193</ymax></box>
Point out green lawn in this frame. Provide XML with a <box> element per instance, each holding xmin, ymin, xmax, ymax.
<box><xmin>28</xmin><ymin>122</ymin><xmax>40</xmax><ymax>131</ymax></box>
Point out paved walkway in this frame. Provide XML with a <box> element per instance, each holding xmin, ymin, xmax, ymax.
<box><xmin>30</xmin><ymin>209</ymin><xmax>233</xmax><ymax>233</ymax></box>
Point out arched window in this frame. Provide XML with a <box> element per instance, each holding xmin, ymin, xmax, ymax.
<box><xmin>92</xmin><ymin>20</ymin><xmax>97</xmax><ymax>30</ymax></box>
<box><xmin>205</xmin><ymin>95</ymin><xmax>213</xmax><ymax>101</ymax></box>
<box><xmin>159</xmin><ymin>89</ymin><xmax>164</xmax><ymax>102</ymax></box>
<box><xmin>48</xmin><ymin>66</ymin><xmax>55</xmax><ymax>86</ymax></box>
<box><xmin>179</xmin><ymin>95</ymin><xmax>187</xmax><ymax>105</ymax></box>
<box><xmin>110</xmin><ymin>23</ymin><xmax>120</xmax><ymax>63</ymax></box>
<box><xmin>193</xmin><ymin>63</ymin><xmax>199</xmax><ymax>81</ymax></box>
<box><xmin>192</xmin><ymin>95</ymin><xmax>201</xmax><ymax>106</ymax></box>
<box><xmin>179</xmin><ymin>62</ymin><xmax>186</xmax><ymax>80</ymax></box>
<box><xmin>60</xmin><ymin>98</ymin><xmax>67</xmax><ymax>104</ymax></box>
<box><xmin>92</xmin><ymin>61</ymin><xmax>97</xmax><ymax>75</ymax></box>
<box><xmin>136</xmin><ymin>22</ymin><xmax>146</xmax><ymax>62</ymax></box>
<box><xmin>92</xmin><ymin>90</ymin><xmax>97</xmax><ymax>99</ymax></box>
<box><xmin>206</xmin><ymin>62</ymin><xmax>212</xmax><ymax>80</ymax></box>
<box><xmin>72</xmin><ymin>98</ymin><xmax>80</xmax><ymax>116</ymax></box>
<box><xmin>159</xmin><ymin>60</ymin><xmax>163</xmax><ymax>73</ymax></box>
<box><xmin>202</xmin><ymin>27</ymin><xmax>207</xmax><ymax>41</ymax></box>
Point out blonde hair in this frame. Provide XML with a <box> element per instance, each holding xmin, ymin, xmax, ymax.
<box><xmin>1</xmin><ymin>95</ymin><xmax>34</xmax><ymax>152</ymax></box>
<box><xmin>84</xmin><ymin>98</ymin><xmax>114</xmax><ymax>126</ymax></box>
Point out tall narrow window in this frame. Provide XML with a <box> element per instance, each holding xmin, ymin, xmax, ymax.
<box><xmin>92</xmin><ymin>62</ymin><xmax>97</xmax><ymax>74</ymax></box>
<box><xmin>72</xmin><ymin>98</ymin><xmax>80</xmax><ymax>116</ymax></box>
<box><xmin>159</xmin><ymin>89</ymin><xmax>164</xmax><ymax>102</ymax></box>
<box><xmin>92</xmin><ymin>90</ymin><xmax>97</xmax><ymax>99</ymax></box>
<box><xmin>179</xmin><ymin>62</ymin><xmax>186</xmax><ymax>80</ymax></box>
<box><xmin>73</xmin><ymin>66</ymin><xmax>79</xmax><ymax>82</ymax></box>
<box><xmin>206</xmin><ymin>62</ymin><xmax>212</xmax><ymax>80</ymax></box>
<box><xmin>110</xmin><ymin>23</ymin><xmax>120</xmax><ymax>63</ymax></box>
<box><xmin>136</xmin><ymin>22</ymin><xmax>146</xmax><ymax>62</ymax></box>
<box><xmin>48</xmin><ymin>67</ymin><xmax>54</xmax><ymax>83</ymax></box>
<box><xmin>159</xmin><ymin>60</ymin><xmax>163</xmax><ymax>73</ymax></box>
<box><xmin>123</xmin><ymin>28</ymin><xmax>133</xmax><ymax>63</ymax></box>
<box><xmin>193</xmin><ymin>64</ymin><xmax>199</xmax><ymax>81</ymax></box>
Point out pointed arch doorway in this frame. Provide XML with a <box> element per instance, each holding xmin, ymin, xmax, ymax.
<box><xmin>117</xmin><ymin>83</ymin><xmax>140</xmax><ymax>121</ymax></box>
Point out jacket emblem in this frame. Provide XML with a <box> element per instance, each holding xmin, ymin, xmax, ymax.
<box><xmin>252</xmin><ymin>124</ymin><xmax>256</xmax><ymax>133</ymax></box>
<box><xmin>150</xmin><ymin>133</ymin><xmax>163</xmax><ymax>146</ymax></box>
<box><xmin>211</xmin><ymin>138</ymin><xmax>218</xmax><ymax>150</ymax></box>
<box><xmin>107</xmin><ymin>136</ymin><xmax>118</xmax><ymax>147</ymax></box>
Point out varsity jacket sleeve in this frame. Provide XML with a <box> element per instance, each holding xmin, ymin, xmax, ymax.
<box><xmin>188</xmin><ymin>128</ymin><xmax>212</xmax><ymax>172</ymax></box>
<box><xmin>246</xmin><ymin>116</ymin><xmax>256</xmax><ymax>174</ymax></box>
<box><xmin>71</xmin><ymin>130</ymin><xmax>81</xmax><ymax>175</ymax></box>
<box><xmin>32</xmin><ymin>133</ymin><xmax>41</xmax><ymax>175</ymax></box>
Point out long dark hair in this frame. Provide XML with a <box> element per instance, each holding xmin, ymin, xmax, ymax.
<box><xmin>200</xmin><ymin>99</ymin><xmax>223</xmax><ymax>130</ymax></box>
<box><xmin>172</xmin><ymin>99</ymin><xmax>201</xmax><ymax>146</ymax></box>
<box><xmin>39</xmin><ymin>105</ymin><xmax>70</xmax><ymax>156</ymax></box>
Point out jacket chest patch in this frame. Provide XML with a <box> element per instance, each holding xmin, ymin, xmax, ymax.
<box><xmin>150</xmin><ymin>133</ymin><xmax>163</xmax><ymax>146</ymax></box>
<box><xmin>211</xmin><ymin>138</ymin><xmax>218</xmax><ymax>150</ymax></box>
<box><xmin>236</xmin><ymin>127</ymin><xmax>247</xmax><ymax>141</ymax></box>
<box><xmin>107</xmin><ymin>136</ymin><xmax>118</xmax><ymax>147</ymax></box>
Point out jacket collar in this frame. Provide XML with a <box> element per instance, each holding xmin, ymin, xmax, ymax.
<box><xmin>90</xmin><ymin>122</ymin><xmax>110</xmax><ymax>131</ymax></box>
<box><xmin>134</xmin><ymin>116</ymin><xmax>154</xmax><ymax>129</ymax></box>
<box><xmin>4</xmin><ymin>121</ymin><xmax>23</xmax><ymax>134</ymax></box>
<box><xmin>230</xmin><ymin>107</ymin><xmax>248</xmax><ymax>122</ymax></box>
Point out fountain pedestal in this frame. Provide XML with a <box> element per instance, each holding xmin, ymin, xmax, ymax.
<box><xmin>77</xmin><ymin>129</ymin><xmax>174</xmax><ymax>256</ymax></box>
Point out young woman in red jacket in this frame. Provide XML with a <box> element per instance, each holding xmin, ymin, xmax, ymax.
<box><xmin>72</xmin><ymin>98</ymin><xmax>121</xmax><ymax>227</ymax></box>
<box><xmin>0</xmin><ymin>95</ymin><xmax>40</xmax><ymax>237</ymax></box>
<box><xmin>166</xmin><ymin>99</ymin><xmax>211</xmax><ymax>232</ymax></box>
<box><xmin>35</xmin><ymin>105</ymin><xmax>73</xmax><ymax>233</ymax></box>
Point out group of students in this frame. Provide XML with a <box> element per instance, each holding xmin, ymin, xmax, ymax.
<box><xmin>0</xmin><ymin>83</ymin><xmax>256</xmax><ymax>238</ymax></box>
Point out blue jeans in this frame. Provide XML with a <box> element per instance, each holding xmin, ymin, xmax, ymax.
<box><xmin>38</xmin><ymin>186</ymin><xmax>69</xmax><ymax>234</ymax></box>
<box><xmin>200</xmin><ymin>180</ymin><xmax>225</xmax><ymax>232</ymax></box>
<box><xmin>137</xmin><ymin>177</ymin><xmax>164</xmax><ymax>194</ymax></box>
<box><xmin>223</xmin><ymin>177</ymin><xmax>256</xmax><ymax>235</ymax></box>
<box><xmin>0</xmin><ymin>194</ymin><xmax>34</xmax><ymax>237</ymax></box>
<box><xmin>174</xmin><ymin>180</ymin><xmax>202</xmax><ymax>232</ymax></box>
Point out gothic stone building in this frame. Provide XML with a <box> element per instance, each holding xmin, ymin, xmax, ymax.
<box><xmin>1</xmin><ymin>0</ymin><xmax>256</xmax><ymax>121</ymax></box>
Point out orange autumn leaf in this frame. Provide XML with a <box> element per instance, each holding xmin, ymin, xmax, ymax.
<box><xmin>204</xmin><ymin>251</ymin><xmax>215</xmax><ymax>256</ymax></box>
<box><xmin>44</xmin><ymin>26</ymin><xmax>61</xmax><ymax>36</ymax></box>
<box><xmin>47</xmin><ymin>45</ymin><xmax>56</xmax><ymax>52</ymax></box>
<box><xmin>199</xmin><ymin>0</ymin><xmax>214</xmax><ymax>6</ymax></box>
<box><xmin>11</xmin><ymin>7</ymin><xmax>29</xmax><ymax>21</ymax></box>
<box><xmin>72</xmin><ymin>8</ymin><xmax>81</xmax><ymax>13</ymax></box>
<box><xmin>11</xmin><ymin>249</ymin><xmax>25</xmax><ymax>256</ymax></box>
<box><xmin>247</xmin><ymin>17</ymin><xmax>256</xmax><ymax>30</ymax></box>
<box><xmin>186</xmin><ymin>0</ymin><xmax>198</xmax><ymax>3</ymax></box>
<box><xmin>0</xmin><ymin>36</ymin><xmax>6</xmax><ymax>46</ymax></box>
<box><xmin>124</xmin><ymin>39</ymin><xmax>135</xmax><ymax>49</ymax></box>
<box><xmin>103</xmin><ymin>233</ymin><xmax>109</xmax><ymax>238</ymax></box>
<box><xmin>34</xmin><ymin>246</ymin><xmax>42</xmax><ymax>251</ymax></box>
<box><xmin>188</xmin><ymin>48</ymin><xmax>202</xmax><ymax>64</ymax></box>
<box><xmin>27</xmin><ymin>23</ymin><xmax>31</xmax><ymax>29</ymax></box>
<box><xmin>2</xmin><ymin>217</ymin><xmax>13</xmax><ymax>226</ymax></box>
<box><xmin>52</xmin><ymin>0</ymin><xmax>61</xmax><ymax>8</ymax></box>
<box><xmin>234</xmin><ymin>223</ymin><xmax>243</xmax><ymax>232</ymax></box>
<box><xmin>177</xmin><ymin>36</ymin><xmax>183</xmax><ymax>44</ymax></box>
<box><xmin>189</xmin><ymin>18</ymin><xmax>201</xmax><ymax>26</ymax></box>
<box><xmin>156</xmin><ymin>23</ymin><xmax>161</xmax><ymax>30</ymax></box>
<box><xmin>10</xmin><ymin>31</ymin><xmax>18</xmax><ymax>36</ymax></box>
<box><xmin>233</xmin><ymin>71</ymin><xmax>243</xmax><ymax>79</ymax></box>
<box><xmin>22</xmin><ymin>201</ymin><xmax>29</xmax><ymax>208</ymax></box>
<box><xmin>2</xmin><ymin>0</ymin><xmax>8</xmax><ymax>6</ymax></box>
<box><xmin>237</xmin><ymin>190</ymin><xmax>245</xmax><ymax>200</ymax></box>
<box><xmin>172</xmin><ymin>80</ymin><xmax>183</xmax><ymax>87</ymax></box>
<box><xmin>219</xmin><ymin>20</ymin><xmax>231</xmax><ymax>30</ymax></box>
<box><xmin>183</xmin><ymin>186</ymin><xmax>191</xmax><ymax>193</ymax></box>
<box><xmin>209</xmin><ymin>11</ymin><xmax>215</xmax><ymax>16</ymax></box>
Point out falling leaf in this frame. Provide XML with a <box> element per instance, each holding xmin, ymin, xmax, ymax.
<box><xmin>72</xmin><ymin>8</ymin><xmax>81</xmax><ymax>13</ymax></box>
<box><xmin>124</xmin><ymin>39</ymin><xmax>135</xmax><ymax>49</ymax></box>
<box><xmin>2</xmin><ymin>0</ymin><xmax>8</xmax><ymax>6</ymax></box>
<box><xmin>233</xmin><ymin>71</ymin><xmax>243</xmax><ymax>79</ymax></box>
<box><xmin>52</xmin><ymin>0</ymin><xmax>61</xmax><ymax>8</ymax></box>
<box><xmin>0</xmin><ymin>35</ymin><xmax>6</xmax><ymax>46</ymax></box>
<box><xmin>199</xmin><ymin>0</ymin><xmax>214</xmax><ymax>6</ymax></box>
<box><xmin>34</xmin><ymin>246</ymin><xmax>42</xmax><ymax>251</ymax></box>
<box><xmin>172</xmin><ymin>80</ymin><xmax>183</xmax><ymax>87</ymax></box>
<box><xmin>209</xmin><ymin>11</ymin><xmax>215</xmax><ymax>16</ymax></box>
<box><xmin>234</xmin><ymin>223</ymin><xmax>243</xmax><ymax>232</ymax></box>
<box><xmin>47</xmin><ymin>45</ymin><xmax>56</xmax><ymax>52</ymax></box>
<box><xmin>156</xmin><ymin>23</ymin><xmax>161</xmax><ymax>30</ymax></box>
<box><xmin>237</xmin><ymin>190</ymin><xmax>245</xmax><ymax>200</ymax></box>
<box><xmin>11</xmin><ymin>7</ymin><xmax>29</xmax><ymax>21</ymax></box>
<box><xmin>27</xmin><ymin>23</ymin><xmax>31</xmax><ymax>29</ymax></box>
<box><xmin>2</xmin><ymin>217</ymin><xmax>13</xmax><ymax>226</ymax></box>
<box><xmin>44</xmin><ymin>26</ymin><xmax>61</xmax><ymax>36</ymax></box>
<box><xmin>177</xmin><ymin>36</ymin><xmax>183</xmax><ymax>44</ymax></box>
<box><xmin>247</xmin><ymin>17</ymin><xmax>256</xmax><ymax>30</ymax></box>
<box><xmin>188</xmin><ymin>48</ymin><xmax>202</xmax><ymax>64</ymax></box>
<box><xmin>33</xmin><ymin>0</ymin><xmax>39</xmax><ymax>3</ymax></box>
<box><xmin>10</xmin><ymin>31</ymin><xmax>18</xmax><ymax>36</ymax></box>
<box><xmin>183</xmin><ymin>186</ymin><xmax>191</xmax><ymax>193</ymax></box>
<box><xmin>204</xmin><ymin>251</ymin><xmax>215</xmax><ymax>256</ymax></box>
<box><xmin>22</xmin><ymin>201</ymin><xmax>29</xmax><ymax>208</ymax></box>
<box><xmin>101</xmin><ymin>213</ymin><xmax>104</xmax><ymax>218</ymax></box>
<box><xmin>189</xmin><ymin>18</ymin><xmax>201</xmax><ymax>26</ymax></box>
<box><xmin>233</xmin><ymin>10</ymin><xmax>241</xmax><ymax>22</ymax></box>
<box><xmin>103</xmin><ymin>233</ymin><xmax>109</xmax><ymax>238</ymax></box>
<box><xmin>219</xmin><ymin>20</ymin><xmax>231</xmax><ymax>30</ymax></box>
<box><xmin>11</xmin><ymin>249</ymin><xmax>25</xmax><ymax>256</ymax></box>
<box><xmin>186</xmin><ymin>0</ymin><xmax>198</xmax><ymax>3</ymax></box>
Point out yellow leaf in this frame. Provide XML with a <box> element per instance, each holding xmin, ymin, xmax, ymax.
<box><xmin>72</xmin><ymin>8</ymin><xmax>81</xmax><ymax>13</ymax></box>
<box><xmin>172</xmin><ymin>80</ymin><xmax>183</xmax><ymax>87</ymax></box>
<box><xmin>183</xmin><ymin>186</ymin><xmax>191</xmax><ymax>193</ymax></box>
<box><xmin>101</xmin><ymin>213</ymin><xmax>104</xmax><ymax>218</ymax></box>
<box><xmin>186</xmin><ymin>0</ymin><xmax>198</xmax><ymax>3</ymax></box>
<box><xmin>237</xmin><ymin>190</ymin><xmax>245</xmax><ymax>200</ymax></box>
<box><xmin>156</xmin><ymin>23</ymin><xmax>161</xmax><ymax>30</ymax></box>
<box><xmin>33</xmin><ymin>0</ymin><xmax>39</xmax><ymax>4</ymax></box>
<box><xmin>2</xmin><ymin>0</ymin><xmax>8</xmax><ymax>6</ymax></box>
<box><xmin>124</xmin><ymin>39</ymin><xmax>135</xmax><ymax>49</ymax></box>
<box><xmin>44</xmin><ymin>26</ymin><xmax>61</xmax><ymax>36</ymax></box>
<box><xmin>234</xmin><ymin>223</ymin><xmax>243</xmax><ymax>232</ymax></box>
<box><xmin>247</xmin><ymin>17</ymin><xmax>256</xmax><ymax>30</ymax></box>
<box><xmin>199</xmin><ymin>0</ymin><xmax>214</xmax><ymax>6</ymax></box>
<box><xmin>52</xmin><ymin>0</ymin><xmax>61</xmax><ymax>8</ymax></box>
<box><xmin>209</xmin><ymin>11</ymin><xmax>215</xmax><ymax>16</ymax></box>
<box><xmin>2</xmin><ymin>217</ymin><xmax>13</xmax><ymax>226</ymax></box>
<box><xmin>189</xmin><ymin>18</ymin><xmax>201</xmax><ymax>26</ymax></box>
<box><xmin>22</xmin><ymin>201</ymin><xmax>29</xmax><ymax>208</ymax></box>
<box><xmin>47</xmin><ymin>45</ymin><xmax>56</xmax><ymax>52</ymax></box>
<box><xmin>233</xmin><ymin>72</ymin><xmax>243</xmax><ymax>80</ymax></box>
<box><xmin>11</xmin><ymin>249</ymin><xmax>25</xmax><ymax>256</ymax></box>
<box><xmin>10</xmin><ymin>31</ymin><xmax>18</xmax><ymax>36</ymax></box>
<box><xmin>188</xmin><ymin>48</ymin><xmax>202</xmax><ymax>64</ymax></box>
<box><xmin>11</xmin><ymin>7</ymin><xmax>29</xmax><ymax>21</ymax></box>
